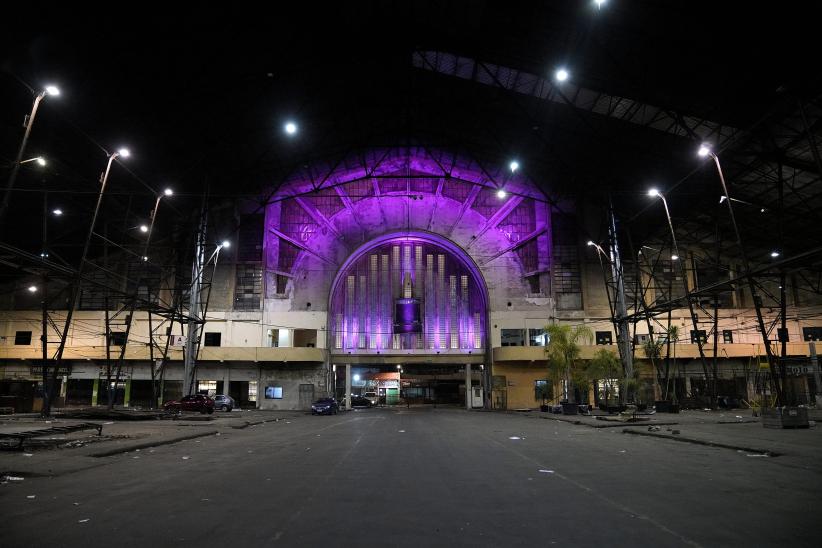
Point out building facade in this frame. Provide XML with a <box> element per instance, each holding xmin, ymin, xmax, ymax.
<box><xmin>1</xmin><ymin>148</ymin><xmax>820</xmax><ymax>412</ymax></box>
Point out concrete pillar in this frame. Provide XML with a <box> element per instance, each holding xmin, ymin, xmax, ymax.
<box><xmin>223</xmin><ymin>366</ymin><xmax>231</xmax><ymax>397</ymax></box>
<box><xmin>465</xmin><ymin>363</ymin><xmax>472</xmax><ymax>410</ymax></box>
<box><xmin>345</xmin><ymin>364</ymin><xmax>352</xmax><ymax>410</ymax></box>
<box><xmin>124</xmin><ymin>378</ymin><xmax>132</xmax><ymax>407</ymax></box>
<box><xmin>91</xmin><ymin>378</ymin><xmax>99</xmax><ymax>406</ymax></box>
<box><xmin>256</xmin><ymin>365</ymin><xmax>262</xmax><ymax>409</ymax></box>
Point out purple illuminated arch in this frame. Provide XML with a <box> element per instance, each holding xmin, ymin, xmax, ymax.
<box><xmin>328</xmin><ymin>232</ymin><xmax>488</xmax><ymax>352</ymax></box>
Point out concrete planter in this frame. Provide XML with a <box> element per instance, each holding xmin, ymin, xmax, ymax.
<box><xmin>761</xmin><ymin>407</ymin><xmax>809</xmax><ymax>429</ymax></box>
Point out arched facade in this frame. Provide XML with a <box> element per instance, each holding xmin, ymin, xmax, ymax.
<box><xmin>328</xmin><ymin>232</ymin><xmax>488</xmax><ymax>352</ymax></box>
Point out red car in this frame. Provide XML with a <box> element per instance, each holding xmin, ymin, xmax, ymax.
<box><xmin>163</xmin><ymin>394</ymin><xmax>215</xmax><ymax>414</ymax></box>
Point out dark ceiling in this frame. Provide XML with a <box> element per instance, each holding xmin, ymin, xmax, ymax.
<box><xmin>1</xmin><ymin>1</ymin><xmax>820</xmax><ymax>279</ymax></box>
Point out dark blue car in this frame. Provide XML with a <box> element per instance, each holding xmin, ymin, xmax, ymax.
<box><xmin>311</xmin><ymin>397</ymin><xmax>339</xmax><ymax>415</ymax></box>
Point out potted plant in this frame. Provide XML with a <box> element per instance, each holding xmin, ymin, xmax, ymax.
<box><xmin>545</xmin><ymin>323</ymin><xmax>593</xmax><ymax>414</ymax></box>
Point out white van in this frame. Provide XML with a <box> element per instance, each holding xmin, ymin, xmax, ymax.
<box><xmin>364</xmin><ymin>391</ymin><xmax>379</xmax><ymax>407</ymax></box>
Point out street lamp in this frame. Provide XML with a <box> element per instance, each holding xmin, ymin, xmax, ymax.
<box><xmin>140</xmin><ymin>187</ymin><xmax>174</xmax><ymax>260</ymax></box>
<box><xmin>19</xmin><ymin>156</ymin><xmax>47</xmax><ymax>166</ymax></box>
<box><xmin>555</xmin><ymin>68</ymin><xmax>569</xmax><ymax>82</ymax></box>
<box><xmin>697</xmin><ymin>142</ymin><xmax>786</xmax><ymax>402</ymax></box>
<box><xmin>509</xmin><ymin>160</ymin><xmax>519</xmax><ymax>173</ymax></box>
<box><xmin>647</xmin><ymin>188</ymin><xmax>679</xmax><ymax>261</ymax></box>
<box><xmin>284</xmin><ymin>121</ymin><xmax>297</xmax><ymax>135</ymax></box>
<box><xmin>53</xmin><ymin>148</ymin><xmax>130</xmax><ymax>369</ymax></box>
<box><xmin>0</xmin><ymin>85</ymin><xmax>60</xmax><ymax>220</ymax></box>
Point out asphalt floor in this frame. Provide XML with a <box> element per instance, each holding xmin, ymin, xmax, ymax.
<box><xmin>0</xmin><ymin>406</ymin><xmax>820</xmax><ymax>547</ymax></box>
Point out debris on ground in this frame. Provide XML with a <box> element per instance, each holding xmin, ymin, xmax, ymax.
<box><xmin>648</xmin><ymin>426</ymin><xmax>661</xmax><ymax>432</ymax></box>
<box><xmin>538</xmin><ymin>469</ymin><xmax>554</xmax><ymax>474</ymax></box>
<box><xmin>3</xmin><ymin>476</ymin><xmax>24</xmax><ymax>482</ymax></box>
<box><xmin>508</xmin><ymin>436</ymin><xmax>521</xmax><ymax>440</ymax></box>
<box><xmin>26</xmin><ymin>495</ymin><xmax>35</xmax><ymax>499</ymax></box>
<box><xmin>182</xmin><ymin>456</ymin><xmax>190</xmax><ymax>460</ymax></box>
<box><xmin>671</xmin><ymin>429</ymin><xmax>681</xmax><ymax>435</ymax></box>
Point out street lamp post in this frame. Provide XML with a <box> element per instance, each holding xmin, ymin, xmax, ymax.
<box><xmin>699</xmin><ymin>144</ymin><xmax>784</xmax><ymax>404</ymax></box>
<box><xmin>648</xmin><ymin>188</ymin><xmax>713</xmax><ymax>405</ymax></box>
<box><xmin>48</xmin><ymin>149</ymin><xmax>130</xmax><ymax>416</ymax></box>
<box><xmin>1</xmin><ymin>86</ymin><xmax>59</xmax><ymax>222</ymax></box>
<box><xmin>106</xmin><ymin>186</ymin><xmax>173</xmax><ymax>410</ymax></box>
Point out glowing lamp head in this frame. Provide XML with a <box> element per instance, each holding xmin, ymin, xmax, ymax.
<box><xmin>52</xmin><ymin>208</ymin><xmax>63</xmax><ymax>216</ymax></box>
<box><xmin>770</xmin><ymin>251</ymin><xmax>780</xmax><ymax>258</ymax></box>
<box><xmin>36</xmin><ymin>157</ymin><xmax>46</xmax><ymax>166</ymax></box>
<box><xmin>28</xmin><ymin>285</ymin><xmax>37</xmax><ymax>293</ymax></box>
<box><xmin>45</xmin><ymin>85</ymin><xmax>60</xmax><ymax>96</ymax></box>
<box><xmin>496</xmin><ymin>189</ymin><xmax>507</xmax><ymax>199</ymax></box>
<box><xmin>163</xmin><ymin>188</ymin><xmax>173</xmax><ymax>196</ymax></box>
<box><xmin>648</xmin><ymin>188</ymin><xmax>660</xmax><ymax>197</ymax></box>
<box><xmin>221</xmin><ymin>240</ymin><xmax>231</xmax><ymax>248</ymax></box>
<box><xmin>698</xmin><ymin>144</ymin><xmax>711</xmax><ymax>158</ymax></box>
<box><xmin>353</xmin><ymin>374</ymin><xmax>361</xmax><ymax>382</ymax></box>
<box><xmin>284</xmin><ymin>121</ymin><xmax>297</xmax><ymax>135</ymax></box>
<box><xmin>555</xmin><ymin>68</ymin><xmax>569</xmax><ymax>82</ymax></box>
<box><xmin>671</xmin><ymin>254</ymin><xmax>679</xmax><ymax>261</ymax></box>
<box><xmin>117</xmin><ymin>148</ymin><xmax>131</xmax><ymax>158</ymax></box>
<box><xmin>139</xmin><ymin>224</ymin><xmax>149</xmax><ymax>233</ymax></box>
<box><xmin>509</xmin><ymin>160</ymin><xmax>519</xmax><ymax>173</ymax></box>
<box><xmin>587</xmin><ymin>241</ymin><xmax>595</xmax><ymax>246</ymax></box>
<box><xmin>142</xmin><ymin>256</ymin><xmax>149</xmax><ymax>262</ymax></box>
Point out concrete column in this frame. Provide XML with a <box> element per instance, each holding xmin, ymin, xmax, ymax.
<box><xmin>465</xmin><ymin>363</ymin><xmax>472</xmax><ymax>410</ymax></box>
<box><xmin>91</xmin><ymin>378</ymin><xmax>99</xmax><ymax>406</ymax></box>
<box><xmin>345</xmin><ymin>364</ymin><xmax>352</xmax><ymax>410</ymax></box>
<box><xmin>256</xmin><ymin>365</ymin><xmax>262</xmax><ymax>409</ymax></box>
<box><xmin>124</xmin><ymin>378</ymin><xmax>132</xmax><ymax>407</ymax></box>
<box><xmin>223</xmin><ymin>366</ymin><xmax>231</xmax><ymax>397</ymax></box>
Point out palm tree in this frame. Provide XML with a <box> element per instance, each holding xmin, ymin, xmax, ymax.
<box><xmin>545</xmin><ymin>323</ymin><xmax>593</xmax><ymax>404</ymax></box>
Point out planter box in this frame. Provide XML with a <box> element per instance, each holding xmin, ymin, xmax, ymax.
<box><xmin>654</xmin><ymin>400</ymin><xmax>680</xmax><ymax>413</ymax></box>
<box><xmin>762</xmin><ymin>407</ymin><xmax>809</xmax><ymax>429</ymax></box>
<box><xmin>561</xmin><ymin>402</ymin><xmax>580</xmax><ymax>415</ymax></box>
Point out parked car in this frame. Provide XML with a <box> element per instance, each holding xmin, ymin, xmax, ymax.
<box><xmin>311</xmin><ymin>397</ymin><xmax>339</xmax><ymax>415</ymax></box>
<box><xmin>363</xmin><ymin>391</ymin><xmax>379</xmax><ymax>406</ymax></box>
<box><xmin>350</xmin><ymin>395</ymin><xmax>373</xmax><ymax>408</ymax></box>
<box><xmin>213</xmin><ymin>394</ymin><xmax>236</xmax><ymax>411</ymax></box>
<box><xmin>163</xmin><ymin>394</ymin><xmax>215</xmax><ymax>414</ymax></box>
